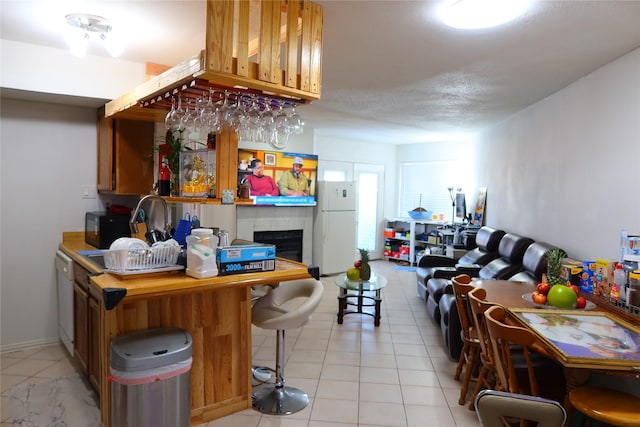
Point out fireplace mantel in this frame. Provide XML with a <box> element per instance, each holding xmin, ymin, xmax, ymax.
<box><xmin>236</xmin><ymin>206</ymin><xmax>314</xmax><ymax>265</ymax></box>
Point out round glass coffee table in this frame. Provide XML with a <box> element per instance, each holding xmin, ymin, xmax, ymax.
<box><xmin>334</xmin><ymin>273</ymin><xmax>388</xmax><ymax>326</ymax></box>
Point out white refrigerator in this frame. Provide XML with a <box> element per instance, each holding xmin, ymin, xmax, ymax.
<box><xmin>313</xmin><ymin>181</ymin><xmax>357</xmax><ymax>275</ymax></box>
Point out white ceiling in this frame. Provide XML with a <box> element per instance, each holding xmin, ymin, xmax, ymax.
<box><xmin>2</xmin><ymin>1</ymin><xmax>640</xmax><ymax>144</ymax></box>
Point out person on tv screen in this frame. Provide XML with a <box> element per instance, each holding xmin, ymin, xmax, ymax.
<box><xmin>243</xmin><ymin>159</ymin><xmax>279</xmax><ymax>196</ymax></box>
<box><xmin>278</xmin><ymin>156</ymin><xmax>310</xmax><ymax>196</ymax></box>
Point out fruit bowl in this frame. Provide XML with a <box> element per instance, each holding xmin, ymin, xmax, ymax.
<box><xmin>521</xmin><ymin>293</ymin><xmax>596</xmax><ymax>310</ymax></box>
<box><xmin>408</xmin><ymin>210</ymin><xmax>432</xmax><ymax>220</ymax></box>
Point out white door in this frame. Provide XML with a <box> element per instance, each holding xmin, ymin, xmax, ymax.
<box><xmin>319</xmin><ymin>162</ymin><xmax>384</xmax><ymax>260</ymax></box>
<box><xmin>355</xmin><ymin>164</ymin><xmax>384</xmax><ymax>260</ymax></box>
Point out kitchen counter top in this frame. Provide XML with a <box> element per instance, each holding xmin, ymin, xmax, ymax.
<box><xmin>59</xmin><ymin>231</ymin><xmax>314</xmax><ymax>426</ymax></box>
<box><xmin>59</xmin><ymin>231</ymin><xmax>313</xmax><ymax>299</ymax></box>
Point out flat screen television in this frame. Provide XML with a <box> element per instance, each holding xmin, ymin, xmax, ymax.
<box><xmin>238</xmin><ymin>150</ymin><xmax>318</xmax><ymax>206</ymax></box>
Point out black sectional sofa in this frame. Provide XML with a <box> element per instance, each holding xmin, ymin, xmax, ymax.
<box><xmin>415</xmin><ymin>227</ymin><xmax>564</xmax><ymax>360</ymax></box>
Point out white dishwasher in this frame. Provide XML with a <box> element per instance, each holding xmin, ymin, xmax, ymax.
<box><xmin>55</xmin><ymin>250</ymin><xmax>74</xmax><ymax>355</ymax></box>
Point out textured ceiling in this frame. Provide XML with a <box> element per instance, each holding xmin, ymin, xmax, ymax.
<box><xmin>2</xmin><ymin>1</ymin><xmax>640</xmax><ymax>143</ymax></box>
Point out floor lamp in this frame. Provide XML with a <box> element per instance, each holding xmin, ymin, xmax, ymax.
<box><xmin>447</xmin><ymin>186</ymin><xmax>462</xmax><ymax>226</ymax></box>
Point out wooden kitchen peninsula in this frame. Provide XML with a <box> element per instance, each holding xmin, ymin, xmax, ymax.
<box><xmin>59</xmin><ymin>234</ymin><xmax>313</xmax><ymax>426</ymax></box>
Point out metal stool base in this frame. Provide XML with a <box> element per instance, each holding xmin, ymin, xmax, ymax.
<box><xmin>252</xmin><ymin>385</ymin><xmax>309</xmax><ymax>415</ymax></box>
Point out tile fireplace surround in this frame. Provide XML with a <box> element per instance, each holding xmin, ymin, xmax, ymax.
<box><xmin>236</xmin><ymin>206</ymin><xmax>314</xmax><ymax>265</ymax></box>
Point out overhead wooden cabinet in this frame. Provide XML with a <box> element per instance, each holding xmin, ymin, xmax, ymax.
<box><xmin>104</xmin><ymin>0</ymin><xmax>323</xmax><ymax>122</ymax></box>
<box><xmin>97</xmin><ymin>106</ymin><xmax>154</xmax><ymax>194</ymax></box>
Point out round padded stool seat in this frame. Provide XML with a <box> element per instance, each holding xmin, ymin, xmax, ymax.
<box><xmin>251</xmin><ymin>278</ymin><xmax>324</xmax><ymax>415</ymax></box>
<box><xmin>252</xmin><ymin>279</ymin><xmax>323</xmax><ymax>330</ymax></box>
<box><xmin>569</xmin><ymin>386</ymin><xmax>640</xmax><ymax>427</ymax></box>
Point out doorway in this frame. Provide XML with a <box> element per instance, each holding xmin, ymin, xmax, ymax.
<box><xmin>355</xmin><ymin>164</ymin><xmax>384</xmax><ymax>259</ymax></box>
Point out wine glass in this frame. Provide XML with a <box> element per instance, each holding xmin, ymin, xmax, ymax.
<box><xmin>236</xmin><ymin>95</ymin><xmax>253</xmax><ymax>141</ymax></box>
<box><xmin>257</xmin><ymin>98</ymin><xmax>275</xmax><ymax>144</ymax></box>
<box><xmin>164</xmin><ymin>96</ymin><xmax>178</xmax><ymax>130</ymax></box>
<box><xmin>287</xmin><ymin>103</ymin><xmax>304</xmax><ymax>135</ymax></box>
<box><xmin>181</xmin><ymin>99</ymin><xmax>201</xmax><ymax>149</ymax></box>
<box><xmin>199</xmin><ymin>89</ymin><xmax>220</xmax><ymax>135</ymax></box>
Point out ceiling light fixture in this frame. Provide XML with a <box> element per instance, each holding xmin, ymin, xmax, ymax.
<box><xmin>440</xmin><ymin>0</ymin><xmax>531</xmax><ymax>30</ymax></box>
<box><xmin>64</xmin><ymin>13</ymin><xmax>123</xmax><ymax>58</ymax></box>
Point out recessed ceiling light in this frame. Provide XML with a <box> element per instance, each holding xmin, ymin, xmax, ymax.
<box><xmin>440</xmin><ymin>0</ymin><xmax>532</xmax><ymax>30</ymax></box>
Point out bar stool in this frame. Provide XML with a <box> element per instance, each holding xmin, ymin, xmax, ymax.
<box><xmin>569</xmin><ymin>386</ymin><xmax>640</xmax><ymax>427</ymax></box>
<box><xmin>251</xmin><ymin>278</ymin><xmax>324</xmax><ymax>415</ymax></box>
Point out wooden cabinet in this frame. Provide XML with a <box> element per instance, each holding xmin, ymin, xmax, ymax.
<box><xmin>73</xmin><ymin>281</ymin><xmax>89</xmax><ymax>373</ymax></box>
<box><xmin>97</xmin><ymin>106</ymin><xmax>155</xmax><ymax>194</ymax></box>
<box><xmin>73</xmin><ymin>262</ymin><xmax>100</xmax><ymax>394</ymax></box>
<box><xmin>88</xmin><ymin>296</ymin><xmax>100</xmax><ymax>391</ymax></box>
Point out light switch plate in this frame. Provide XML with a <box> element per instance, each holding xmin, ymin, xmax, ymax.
<box><xmin>82</xmin><ymin>185</ymin><xmax>97</xmax><ymax>199</ymax></box>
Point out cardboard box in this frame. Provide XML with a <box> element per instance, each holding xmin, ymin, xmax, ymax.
<box><xmin>218</xmin><ymin>259</ymin><xmax>276</xmax><ymax>275</ymax></box>
<box><xmin>561</xmin><ymin>258</ymin><xmax>583</xmax><ymax>287</ymax></box>
<box><xmin>216</xmin><ymin>244</ymin><xmax>276</xmax><ymax>263</ymax></box>
<box><xmin>580</xmin><ymin>261</ymin><xmax>596</xmax><ymax>294</ymax></box>
<box><xmin>594</xmin><ymin>259</ymin><xmax>616</xmax><ymax>298</ymax></box>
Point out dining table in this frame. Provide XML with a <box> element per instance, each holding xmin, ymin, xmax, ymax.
<box><xmin>471</xmin><ymin>279</ymin><xmax>640</xmax><ymax>412</ymax></box>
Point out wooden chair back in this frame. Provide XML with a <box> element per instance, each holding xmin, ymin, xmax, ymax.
<box><xmin>475</xmin><ymin>390</ymin><xmax>566</xmax><ymax>427</ymax></box>
<box><xmin>484</xmin><ymin>305</ymin><xmax>539</xmax><ymax>396</ymax></box>
<box><xmin>467</xmin><ymin>287</ymin><xmax>499</xmax><ymax>387</ymax></box>
<box><xmin>451</xmin><ymin>274</ymin><xmax>475</xmax><ymax>344</ymax></box>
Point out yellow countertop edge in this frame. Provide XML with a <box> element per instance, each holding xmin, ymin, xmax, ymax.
<box><xmin>59</xmin><ymin>232</ymin><xmax>313</xmax><ymax>300</ymax></box>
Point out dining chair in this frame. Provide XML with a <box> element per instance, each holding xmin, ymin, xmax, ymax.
<box><xmin>451</xmin><ymin>274</ymin><xmax>481</xmax><ymax>405</ymax></box>
<box><xmin>569</xmin><ymin>386</ymin><xmax>640</xmax><ymax>427</ymax></box>
<box><xmin>467</xmin><ymin>286</ymin><xmax>498</xmax><ymax>410</ymax></box>
<box><xmin>483</xmin><ymin>305</ymin><xmax>565</xmax><ymax>403</ymax></box>
<box><xmin>475</xmin><ymin>389</ymin><xmax>567</xmax><ymax>427</ymax></box>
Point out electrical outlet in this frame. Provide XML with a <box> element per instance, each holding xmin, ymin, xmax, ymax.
<box><xmin>82</xmin><ymin>185</ymin><xmax>97</xmax><ymax>199</ymax></box>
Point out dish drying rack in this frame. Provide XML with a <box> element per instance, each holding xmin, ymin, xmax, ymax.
<box><xmin>103</xmin><ymin>245</ymin><xmax>180</xmax><ymax>272</ymax></box>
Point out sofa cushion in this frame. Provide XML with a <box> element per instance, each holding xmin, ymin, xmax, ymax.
<box><xmin>458</xmin><ymin>227</ymin><xmax>505</xmax><ymax>265</ymax></box>
<box><xmin>509</xmin><ymin>242</ymin><xmax>564</xmax><ymax>284</ymax></box>
<box><xmin>439</xmin><ymin>293</ymin><xmax>462</xmax><ymax>360</ymax></box>
<box><xmin>416</xmin><ymin>227</ymin><xmax>506</xmax><ymax>303</ymax></box>
<box><xmin>478</xmin><ymin>233</ymin><xmax>534</xmax><ymax>279</ymax></box>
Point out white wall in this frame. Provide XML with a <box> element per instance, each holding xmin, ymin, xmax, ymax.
<box><xmin>394</xmin><ymin>48</ymin><xmax>640</xmax><ymax>262</ymax></box>
<box><xmin>314</xmin><ymin>135</ymin><xmax>397</xmax><ymax>218</ymax></box>
<box><xmin>1</xmin><ymin>40</ymin><xmax>145</xmax><ymax>100</ymax></box>
<box><xmin>1</xmin><ymin>99</ymin><xmax>103</xmax><ymax>350</ymax></box>
<box><xmin>474</xmin><ymin>48</ymin><xmax>640</xmax><ymax>261</ymax></box>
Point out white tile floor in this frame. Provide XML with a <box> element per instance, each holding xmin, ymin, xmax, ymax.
<box><xmin>1</xmin><ymin>260</ymin><xmax>482</xmax><ymax>427</ymax></box>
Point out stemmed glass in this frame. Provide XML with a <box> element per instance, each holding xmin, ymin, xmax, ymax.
<box><xmin>199</xmin><ymin>89</ymin><xmax>221</xmax><ymax>136</ymax></box>
<box><xmin>287</xmin><ymin>103</ymin><xmax>304</xmax><ymax>135</ymax></box>
<box><xmin>181</xmin><ymin>99</ymin><xmax>201</xmax><ymax>149</ymax></box>
<box><xmin>164</xmin><ymin>97</ymin><xmax>178</xmax><ymax>130</ymax></box>
<box><xmin>236</xmin><ymin>95</ymin><xmax>253</xmax><ymax>141</ymax></box>
<box><xmin>169</xmin><ymin>95</ymin><xmax>186</xmax><ymax>131</ymax></box>
<box><xmin>245</xmin><ymin>95</ymin><xmax>263</xmax><ymax>143</ymax></box>
<box><xmin>270</xmin><ymin>100</ymin><xmax>290</xmax><ymax>148</ymax></box>
<box><xmin>257</xmin><ymin>98</ymin><xmax>275</xmax><ymax>144</ymax></box>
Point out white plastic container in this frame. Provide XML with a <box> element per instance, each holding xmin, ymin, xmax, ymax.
<box><xmin>185</xmin><ymin>228</ymin><xmax>218</xmax><ymax>278</ymax></box>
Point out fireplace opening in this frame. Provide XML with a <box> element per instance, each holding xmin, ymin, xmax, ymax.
<box><xmin>253</xmin><ymin>229</ymin><xmax>303</xmax><ymax>262</ymax></box>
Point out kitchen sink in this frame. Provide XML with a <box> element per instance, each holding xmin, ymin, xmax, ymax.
<box><xmin>78</xmin><ymin>252</ymin><xmax>106</xmax><ymax>270</ymax></box>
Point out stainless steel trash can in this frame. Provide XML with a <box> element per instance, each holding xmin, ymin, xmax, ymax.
<box><xmin>110</xmin><ymin>328</ymin><xmax>192</xmax><ymax>427</ymax></box>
